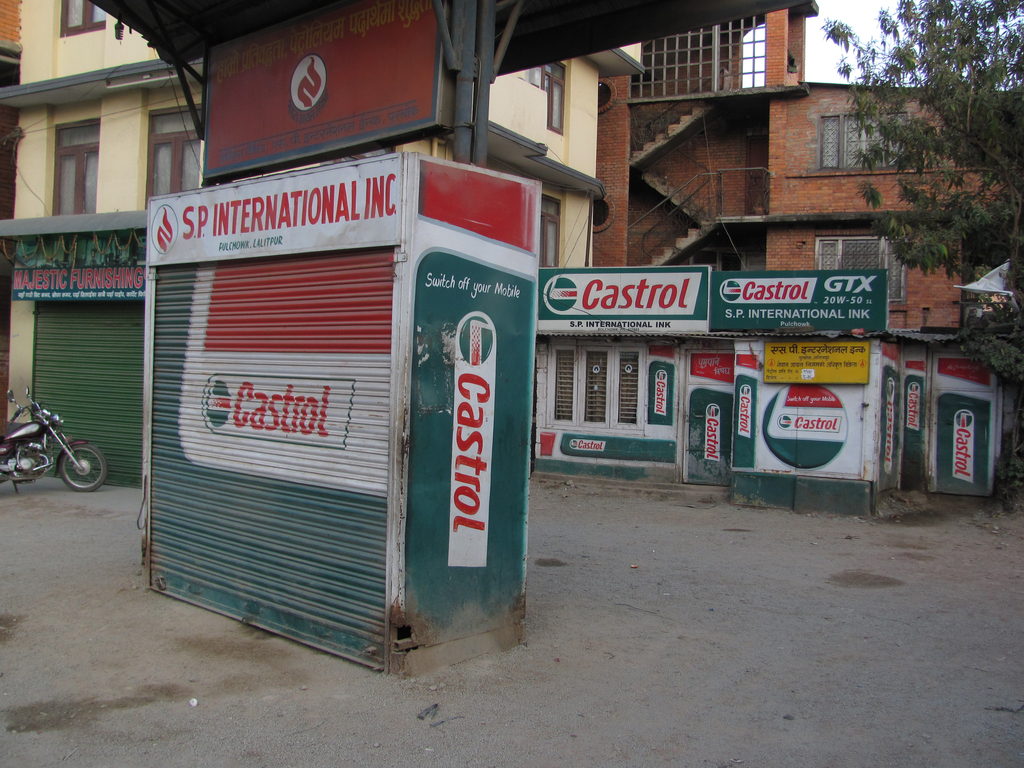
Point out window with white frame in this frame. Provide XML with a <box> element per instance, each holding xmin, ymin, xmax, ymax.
<box><xmin>551</xmin><ymin>344</ymin><xmax>644</xmax><ymax>428</ymax></box>
<box><xmin>816</xmin><ymin>236</ymin><xmax>905</xmax><ymax>302</ymax></box>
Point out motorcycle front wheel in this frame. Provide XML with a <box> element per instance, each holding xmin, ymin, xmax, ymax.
<box><xmin>57</xmin><ymin>443</ymin><xmax>108</xmax><ymax>492</ymax></box>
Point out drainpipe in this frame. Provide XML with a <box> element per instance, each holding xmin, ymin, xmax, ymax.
<box><xmin>472</xmin><ymin>0</ymin><xmax>495</xmax><ymax>167</ymax></box>
<box><xmin>452</xmin><ymin>0</ymin><xmax>477</xmax><ymax>164</ymax></box>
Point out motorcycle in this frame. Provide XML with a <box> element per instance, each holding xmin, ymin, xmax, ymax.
<box><xmin>1</xmin><ymin>389</ymin><xmax>109</xmax><ymax>492</ymax></box>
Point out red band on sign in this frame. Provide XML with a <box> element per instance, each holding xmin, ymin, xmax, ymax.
<box><xmin>937</xmin><ymin>357</ymin><xmax>991</xmax><ymax>386</ymax></box>
<box><xmin>419</xmin><ymin>161</ymin><xmax>537</xmax><ymax>252</ymax></box>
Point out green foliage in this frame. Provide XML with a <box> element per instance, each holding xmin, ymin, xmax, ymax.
<box><xmin>824</xmin><ymin>0</ymin><xmax>1024</xmax><ymax>298</ymax></box>
<box><xmin>826</xmin><ymin>1</ymin><xmax>1024</xmax><ymax>503</ymax></box>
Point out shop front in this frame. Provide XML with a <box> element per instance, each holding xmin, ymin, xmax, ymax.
<box><xmin>535</xmin><ymin>266</ymin><xmax>721</xmax><ymax>483</ymax></box>
<box><xmin>2</xmin><ymin>213</ymin><xmax>147</xmax><ymax>486</ymax></box>
<box><xmin>534</xmin><ymin>267</ymin><xmax>1003</xmax><ymax>515</ymax></box>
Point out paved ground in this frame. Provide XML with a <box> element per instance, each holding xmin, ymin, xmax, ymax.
<box><xmin>1</xmin><ymin>476</ymin><xmax>1022</xmax><ymax>767</ymax></box>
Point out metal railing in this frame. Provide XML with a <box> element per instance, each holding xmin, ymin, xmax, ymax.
<box><xmin>631</xmin><ymin>167</ymin><xmax>771</xmax><ymax>263</ymax></box>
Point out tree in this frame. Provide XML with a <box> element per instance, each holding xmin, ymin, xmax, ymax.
<box><xmin>825</xmin><ymin>0</ymin><xmax>1024</xmax><ymax>504</ymax></box>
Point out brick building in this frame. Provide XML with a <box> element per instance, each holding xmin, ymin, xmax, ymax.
<box><xmin>593</xmin><ymin>5</ymin><xmax>962</xmax><ymax>331</ymax></box>
<box><xmin>533</xmin><ymin>5</ymin><xmax>999</xmax><ymax>510</ymax></box>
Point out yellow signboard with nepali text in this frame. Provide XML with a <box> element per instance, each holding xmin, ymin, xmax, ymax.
<box><xmin>763</xmin><ymin>341</ymin><xmax>870</xmax><ymax>384</ymax></box>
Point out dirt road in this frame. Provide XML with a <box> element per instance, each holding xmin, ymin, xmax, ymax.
<box><xmin>1</xmin><ymin>477</ymin><xmax>1022</xmax><ymax>767</ymax></box>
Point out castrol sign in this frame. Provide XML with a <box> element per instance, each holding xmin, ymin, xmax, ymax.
<box><xmin>653</xmin><ymin>369</ymin><xmax>669</xmax><ymax>418</ymax></box>
<box><xmin>737</xmin><ymin>384</ymin><xmax>753</xmax><ymax>439</ymax></box>
<box><xmin>711</xmin><ymin>269</ymin><xmax>887</xmax><ymax>331</ymax></box>
<box><xmin>538</xmin><ymin>267</ymin><xmax>710</xmax><ymax>333</ymax></box>
<box><xmin>763</xmin><ymin>384</ymin><xmax>850</xmax><ymax>469</ymax></box>
<box><xmin>202</xmin><ymin>375</ymin><xmax>353</xmax><ymax>449</ymax></box>
<box><xmin>882</xmin><ymin>376</ymin><xmax>897</xmax><ymax>474</ymax></box>
<box><xmin>906</xmin><ymin>381</ymin><xmax>922</xmax><ymax>430</ymax></box>
<box><xmin>449</xmin><ymin>313</ymin><xmax>497</xmax><ymax>567</ymax></box>
<box><xmin>704</xmin><ymin>404</ymin><xmax>722</xmax><ymax>462</ymax></box>
<box><xmin>952</xmin><ymin>409</ymin><xmax>975</xmax><ymax>482</ymax></box>
<box><xmin>174</xmin><ymin>254</ymin><xmax>394</xmax><ymax>497</ymax></box>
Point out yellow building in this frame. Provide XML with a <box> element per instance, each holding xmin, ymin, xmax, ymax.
<box><xmin>0</xmin><ymin>0</ymin><xmax>639</xmax><ymax>485</ymax></box>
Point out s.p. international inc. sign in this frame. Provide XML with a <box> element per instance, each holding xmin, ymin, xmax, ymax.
<box><xmin>538</xmin><ymin>267</ymin><xmax>711</xmax><ymax>334</ymax></box>
<box><xmin>710</xmin><ymin>269</ymin><xmax>888</xmax><ymax>332</ymax></box>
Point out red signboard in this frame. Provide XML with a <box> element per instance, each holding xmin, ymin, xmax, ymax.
<box><xmin>205</xmin><ymin>0</ymin><xmax>445</xmax><ymax>180</ymax></box>
<box><xmin>419</xmin><ymin>160</ymin><xmax>538</xmax><ymax>252</ymax></box>
<box><xmin>937</xmin><ymin>357</ymin><xmax>991</xmax><ymax>387</ymax></box>
<box><xmin>690</xmin><ymin>353</ymin><xmax>735</xmax><ymax>383</ymax></box>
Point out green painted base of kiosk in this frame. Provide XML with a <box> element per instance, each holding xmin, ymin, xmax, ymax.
<box><xmin>732</xmin><ymin>472</ymin><xmax>872</xmax><ymax>516</ymax></box>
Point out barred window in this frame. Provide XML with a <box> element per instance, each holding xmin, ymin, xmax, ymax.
<box><xmin>816</xmin><ymin>237</ymin><xmax>905</xmax><ymax>302</ymax></box>
<box><xmin>820</xmin><ymin>114</ymin><xmax>893</xmax><ymax>170</ymax></box>
<box><xmin>550</xmin><ymin>345</ymin><xmax>646</xmax><ymax>428</ymax></box>
<box><xmin>584</xmin><ymin>351</ymin><xmax>608</xmax><ymax>422</ymax></box>
<box><xmin>553</xmin><ymin>349</ymin><xmax>575</xmax><ymax>421</ymax></box>
<box><xmin>618</xmin><ymin>352</ymin><xmax>639</xmax><ymax>424</ymax></box>
<box><xmin>631</xmin><ymin>16</ymin><xmax>765</xmax><ymax>98</ymax></box>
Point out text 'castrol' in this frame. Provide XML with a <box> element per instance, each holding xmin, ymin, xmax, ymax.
<box><xmin>201</xmin><ymin>374</ymin><xmax>353</xmax><ymax>451</ymax></box>
<box><xmin>952</xmin><ymin>409</ymin><xmax>975</xmax><ymax>482</ymax></box>
<box><xmin>449</xmin><ymin>313</ymin><xmax>497</xmax><ymax>567</ymax></box>
<box><xmin>704</xmin><ymin>403</ymin><xmax>721</xmax><ymax>462</ymax></box>
<box><xmin>883</xmin><ymin>378</ymin><xmax>896</xmax><ymax>473</ymax></box>
<box><xmin>654</xmin><ymin>369</ymin><xmax>669</xmax><ymax>417</ymax></box>
<box><xmin>737</xmin><ymin>383</ymin><xmax>753</xmax><ymax>439</ymax></box>
<box><xmin>906</xmin><ymin>381</ymin><xmax>921</xmax><ymax>431</ymax></box>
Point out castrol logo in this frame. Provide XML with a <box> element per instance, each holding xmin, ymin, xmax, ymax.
<box><xmin>718</xmin><ymin>273</ymin><xmax>876</xmax><ymax>304</ymax></box>
<box><xmin>542</xmin><ymin>271</ymin><xmax>700</xmax><ymax>315</ymax></box>
<box><xmin>719</xmin><ymin>277</ymin><xmax>816</xmax><ymax>304</ymax></box>
<box><xmin>906</xmin><ymin>381</ymin><xmax>921</xmax><ymax>430</ymax></box>
<box><xmin>764</xmin><ymin>384</ymin><xmax>849</xmax><ymax>469</ymax></box>
<box><xmin>883</xmin><ymin>377</ymin><xmax>896</xmax><ymax>472</ymax></box>
<box><xmin>201</xmin><ymin>374</ymin><xmax>352</xmax><ymax>449</ymax></box>
<box><xmin>952</xmin><ymin>409</ymin><xmax>975</xmax><ymax>482</ymax></box>
<box><xmin>568</xmin><ymin>438</ymin><xmax>606</xmax><ymax>452</ymax></box>
<box><xmin>653</xmin><ymin>369</ymin><xmax>669</xmax><ymax>417</ymax></box>
<box><xmin>704</xmin><ymin>403</ymin><xmax>721</xmax><ymax>462</ymax></box>
<box><xmin>737</xmin><ymin>383</ymin><xmax>753</xmax><ymax>439</ymax></box>
<box><xmin>449</xmin><ymin>312</ymin><xmax>497</xmax><ymax>567</ymax></box>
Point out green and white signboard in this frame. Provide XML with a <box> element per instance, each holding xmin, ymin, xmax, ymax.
<box><xmin>538</xmin><ymin>266</ymin><xmax>710</xmax><ymax>333</ymax></box>
<box><xmin>711</xmin><ymin>269</ymin><xmax>887</xmax><ymax>331</ymax></box>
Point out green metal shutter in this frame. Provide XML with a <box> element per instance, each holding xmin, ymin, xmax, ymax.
<box><xmin>33</xmin><ymin>302</ymin><xmax>144</xmax><ymax>487</ymax></box>
<box><xmin>149</xmin><ymin>252</ymin><xmax>393</xmax><ymax>668</ymax></box>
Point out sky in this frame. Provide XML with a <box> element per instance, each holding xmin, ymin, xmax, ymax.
<box><xmin>803</xmin><ymin>0</ymin><xmax>898</xmax><ymax>83</ymax></box>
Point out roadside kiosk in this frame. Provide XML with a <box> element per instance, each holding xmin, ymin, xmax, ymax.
<box><xmin>144</xmin><ymin>153</ymin><xmax>539</xmax><ymax>673</ymax></box>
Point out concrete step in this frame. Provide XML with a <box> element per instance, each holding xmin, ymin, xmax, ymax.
<box><xmin>531</xmin><ymin>472</ymin><xmax>729</xmax><ymax>506</ymax></box>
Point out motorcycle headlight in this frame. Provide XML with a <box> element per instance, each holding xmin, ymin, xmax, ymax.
<box><xmin>50</xmin><ymin>413</ymin><xmax>62</xmax><ymax>427</ymax></box>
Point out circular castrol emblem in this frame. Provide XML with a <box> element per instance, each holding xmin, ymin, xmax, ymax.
<box><xmin>763</xmin><ymin>384</ymin><xmax>848</xmax><ymax>469</ymax></box>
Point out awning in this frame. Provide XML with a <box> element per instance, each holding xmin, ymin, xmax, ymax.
<box><xmin>0</xmin><ymin>211</ymin><xmax>147</xmax><ymax>237</ymax></box>
<box><xmin>0</xmin><ymin>60</ymin><xmax>184</xmax><ymax>108</ymax></box>
<box><xmin>488</xmin><ymin>123</ymin><xmax>605</xmax><ymax>197</ymax></box>
<box><xmin>0</xmin><ymin>212</ymin><xmax>147</xmax><ymax>272</ymax></box>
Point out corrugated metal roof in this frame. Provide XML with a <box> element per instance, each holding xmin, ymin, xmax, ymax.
<box><xmin>91</xmin><ymin>0</ymin><xmax>817</xmax><ymax>76</ymax></box>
